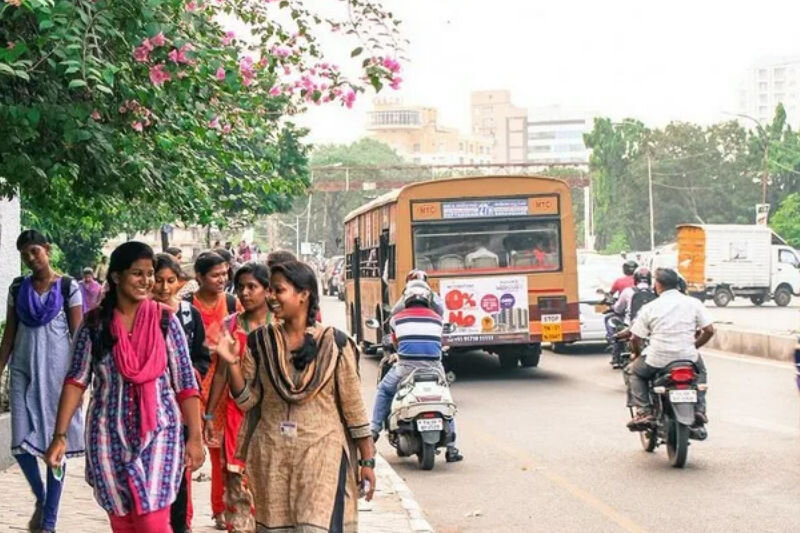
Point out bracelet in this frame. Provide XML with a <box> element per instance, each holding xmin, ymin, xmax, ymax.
<box><xmin>52</xmin><ymin>432</ymin><xmax>67</xmax><ymax>441</ymax></box>
<box><xmin>202</xmin><ymin>413</ymin><xmax>215</xmax><ymax>421</ymax></box>
<box><xmin>358</xmin><ymin>458</ymin><xmax>376</xmax><ymax>469</ymax></box>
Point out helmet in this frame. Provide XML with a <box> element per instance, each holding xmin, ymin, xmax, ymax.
<box><xmin>403</xmin><ymin>280</ymin><xmax>433</xmax><ymax>308</ymax></box>
<box><xmin>633</xmin><ymin>266</ymin><xmax>652</xmax><ymax>286</ymax></box>
<box><xmin>406</xmin><ymin>269</ymin><xmax>428</xmax><ymax>283</ymax></box>
<box><xmin>622</xmin><ymin>260</ymin><xmax>638</xmax><ymax>276</ymax></box>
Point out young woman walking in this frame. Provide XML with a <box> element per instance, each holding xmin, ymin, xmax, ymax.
<box><xmin>216</xmin><ymin>260</ymin><xmax>376</xmax><ymax>533</ymax></box>
<box><xmin>205</xmin><ymin>262</ymin><xmax>271</xmax><ymax>532</ymax></box>
<box><xmin>0</xmin><ymin>230</ymin><xmax>84</xmax><ymax>533</ymax></box>
<box><xmin>44</xmin><ymin>241</ymin><xmax>204</xmax><ymax>533</ymax></box>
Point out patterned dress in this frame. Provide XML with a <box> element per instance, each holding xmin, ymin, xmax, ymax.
<box><xmin>64</xmin><ymin>315</ymin><xmax>199</xmax><ymax>516</ymax></box>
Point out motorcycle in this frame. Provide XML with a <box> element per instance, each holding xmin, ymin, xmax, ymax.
<box><xmin>629</xmin><ymin>360</ymin><xmax>708</xmax><ymax>468</ymax></box>
<box><xmin>366</xmin><ymin>318</ymin><xmax>458</xmax><ymax>471</ymax></box>
<box><xmin>595</xmin><ymin>289</ymin><xmax>628</xmax><ymax>369</ymax></box>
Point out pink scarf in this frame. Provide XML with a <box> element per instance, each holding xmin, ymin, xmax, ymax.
<box><xmin>110</xmin><ymin>299</ymin><xmax>168</xmax><ymax>439</ymax></box>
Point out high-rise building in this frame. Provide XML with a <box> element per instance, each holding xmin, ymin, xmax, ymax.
<box><xmin>526</xmin><ymin>106</ymin><xmax>592</xmax><ymax>165</ymax></box>
<box><xmin>737</xmin><ymin>57</ymin><xmax>800</xmax><ymax>128</ymax></box>
<box><xmin>366</xmin><ymin>98</ymin><xmax>493</xmax><ymax>165</ymax></box>
<box><xmin>470</xmin><ymin>90</ymin><xmax>528</xmax><ymax>163</ymax></box>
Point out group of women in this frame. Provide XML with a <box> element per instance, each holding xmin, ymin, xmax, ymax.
<box><xmin>0</xmin><ymin>230</ymin><xmax>376</xmax><ymax>533</ymax></box>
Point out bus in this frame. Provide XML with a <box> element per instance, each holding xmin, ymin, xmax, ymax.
<box><xmin>342</xmin><ymin>175</ymin><xmax>580</xmax><ymax>369</ymax></box>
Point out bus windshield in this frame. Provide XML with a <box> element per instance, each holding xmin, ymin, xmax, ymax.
<box><xmin>412</xmin><ymin>218</ymin><xmax>561</xmax><ymax>274</ymax></box>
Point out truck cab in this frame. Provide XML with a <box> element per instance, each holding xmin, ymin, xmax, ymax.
<box><xmin>770</xmin><ymin>245</ymin><xmax>800</xmax><ymax>306</ymax></box>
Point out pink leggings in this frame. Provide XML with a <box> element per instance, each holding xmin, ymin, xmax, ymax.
<box><xmin>109</xmin><ymin>507</ymin><xmax>171</xmax><ymax>533</ymax></box>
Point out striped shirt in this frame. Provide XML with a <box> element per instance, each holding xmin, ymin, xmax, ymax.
<box><xmin>390</xmin><ymin>306</ymin><xmax>443</xmax><ymax>360</ymax></box>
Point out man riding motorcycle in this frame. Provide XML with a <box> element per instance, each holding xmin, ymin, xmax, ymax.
<box><xmin>605</xmin><ymin>260</ymin><xmax>638</xmax><ymax>365</ymax></box>
<box><xmin>626</xmin><ymin>268</ymin><xmax>714</xmax><ymax>430</ymax></box>
<box><xmin>390</xmin><ymin>269</ymin><xmax>444</xmax><ymax>315</ymax></box>
<box><xmin>613</xmin><ymin>266</ymin><xmax>656</xmax><ymax>325</ymax></box>
<box><xmin>370</xmin><ymin>280</ymin><xmax>463</xmax><ymax>462</ymax></box>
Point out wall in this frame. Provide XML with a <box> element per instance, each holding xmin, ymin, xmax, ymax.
<box><xmin>0</xmin><ymin>196</ymin><xmax>21</xmax><ymax>312</ymax></box>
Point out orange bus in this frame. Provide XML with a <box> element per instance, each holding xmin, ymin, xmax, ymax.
<box><xmin>342</xmin><ymin>175</ymin><xmax>580</xmax><ymax>369</ymax></box>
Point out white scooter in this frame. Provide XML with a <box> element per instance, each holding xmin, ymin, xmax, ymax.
<box><xmin>366</xmin><ymin>319</ymin><xmax>458</xmax><ymax>470</ymax></box>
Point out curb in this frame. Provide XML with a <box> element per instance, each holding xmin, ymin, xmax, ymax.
<box><xmin>708</xmin><ymin>324</ymin><xmax>798</xmax><ymax>362</ymax></box>
<box><xmin>376</xmin><ymin>455</ymin><xmax>435</xmax><ymax>533</ymax></box>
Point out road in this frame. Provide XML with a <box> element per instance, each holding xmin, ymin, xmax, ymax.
<box><xmin>706</xmin><ymin>299</ymin><xmax>800</xmax><ymax>335</ymax></box>
<box><xmin>321</xmin><ymin>296</ymin><xmax>800</xmax><ymax>533</ymax></box>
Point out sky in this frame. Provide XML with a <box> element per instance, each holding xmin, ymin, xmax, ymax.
<box><xmin>292</xmin><ymin>0</ymin><xmax>800</xmax><ymax>145</ymax></box>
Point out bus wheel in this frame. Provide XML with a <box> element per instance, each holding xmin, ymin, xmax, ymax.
<box><xmin>519</xmin><ymin>344</ymin><xmax>541</xmax><ymax>367</ymax></box>
<box><xmin>499</xmin><ymin>352</ymin><xmax>518</xmax><ymax>370</ymax></box>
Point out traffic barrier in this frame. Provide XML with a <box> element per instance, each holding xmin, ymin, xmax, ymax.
<box><xmin>707</xmin><ymin>324</ymin><xmax>797</xmax><ymax>362</ymax></box>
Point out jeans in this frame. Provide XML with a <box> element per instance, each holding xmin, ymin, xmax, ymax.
<box><xmin>370</xmin><ymin>359</ymin><xmax>456</xmax><ymax>447</ymax></box>
<box><xmin>604</xmin><ymin>313</ymin><xmax>625</xmax><ymax>359</ymax></box>
<box><xmin>628</xmin><ymin>355</ymin><xmax>707</xmax><ymax>414</ymax></box>
<box><xmin>15</xmin><ymin>452</ymin><xmax>65</xmax><ymax>531</ymax></box>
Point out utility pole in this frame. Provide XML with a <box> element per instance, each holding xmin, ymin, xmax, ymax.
<box><xmin>647</xmin><ymin>155</ymin><xmax>655</xmax><ymax>251</ymax></box>
<box><xmin>761</xmin><ymin>140</ymin><xmax>769</xmax><ymax>204</ymax></box>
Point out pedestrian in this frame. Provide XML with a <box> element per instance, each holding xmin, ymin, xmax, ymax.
<box><xmin>238</xmin><ymin>240</ymin><xmax>252</xmax><ymax>262</ymax></box>
<box><xmin>216</xmin><ymin>260</ymin><xmax>376</xmax><ymax>532</ymax></box>
<box><xmin>152</xmin><ymin>253</ymin><xmax>211</xmax><ymax>533</ymax></box>
<box><xmin>78</xmin><ymin>267</ymin><xmax>103</xmax><ymax>315</ymax></box>
<box><xmin>166</xmin><ymin>246</ymin><xmax>183</xmax><ymax>262</ymax></box>
<box><xmin>94</xmin><ymin>255</ymin><xmax>109</xmax><ymax>284</ymax></box>
<box><xmin>188</xmin><ymin>251</ymin><xmax>241</xmax><ymax>529</ymax></box>
<box><xmin>0</xmin><ymin>230</ymin><xmax>84</xmax><ymax>533</ymax></box>
<box><xmin>215</xmin><ymin>247</ymin><xmax>237</xmax><ymax>295</ymax></box>
<box><xmin>44</xmin><ymin>241</ymin><xmax>205</xmax><ymax>533</ymax></box>
<box><xmin>205</xmin><ymin>263</ymin><xmax>271</xmax><ymax>532</ymax></box>
<box><xmin>266</xmin><ymin>249</ymin><xmax>297</xmax><ymax>269</ymax></box>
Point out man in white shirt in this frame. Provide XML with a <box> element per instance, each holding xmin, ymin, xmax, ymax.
<box><xmin>626</xmin><ymin>268</ymin><xmax>714</xmax><ymax>429</ymax></box>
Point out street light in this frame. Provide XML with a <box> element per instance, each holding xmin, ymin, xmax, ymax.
<box><xmin>725</xmin><ymin>111</ymin><xmax>769</xmax><ymax>204</ymax></box>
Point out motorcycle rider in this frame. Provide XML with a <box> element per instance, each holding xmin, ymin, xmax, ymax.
<box><xmin>390</xmin><ymin>269</ymin><xmax>444</xmax><ymax>315</ymax></box>
<box><xmin>626</xmin><ymin>268</ymin><xmax>714</xmax><ymax>430</ymax></box>
<box><xmin>605</xmin><ymin>260</ymin><xmax>638</xmax><ymax>366</ymax></box>
<box><xmin>370</xmin><ymin>281</ymin><xmax>463</xmax><ymax>463</ymax></box>
<box><xmin>613</xmin><ymin>266</ymin><xmax>656</xmax><ymax>325</ymax></box>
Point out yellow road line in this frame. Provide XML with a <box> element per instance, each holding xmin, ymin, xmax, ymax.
<box><xmin>467</xmin><ymin>424</ymin><xmax>649</xmax><ymax>533</ymax></box>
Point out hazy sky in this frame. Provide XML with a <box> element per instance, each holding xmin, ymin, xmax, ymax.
<box><xmin>295</xmin><ymin>0</ymin><xmax>800</xmax><ymax>144</ymax></box>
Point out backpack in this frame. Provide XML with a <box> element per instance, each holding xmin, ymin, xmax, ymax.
<box><xmin>183</xmin><ymin>292</ymin><xmax>237</xmax><ymax>315</ymax></box>
<box><xmin>10</xmin><ymin>275</ymin><xmax>74</xmax><ymax>319</ymax></box>
<box><xmin>177</xmin><ymin>300</ymin><xmax>195</xmax><ymax>342</ymax></box>
<box><xmin>629</xmin><ymin>288</ymin><xmax>657</xmax><ymax>322</ymax></box>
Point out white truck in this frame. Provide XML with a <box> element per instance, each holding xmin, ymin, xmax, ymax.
<box><xmin>676</xmin><ymin>224</ymin><xmax>800</xmax><ymax>307</ymax></box>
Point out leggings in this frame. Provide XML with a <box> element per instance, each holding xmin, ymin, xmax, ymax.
<box><xmin>109</xmin><ymin>506</ymin><xmax>171</xmax><ymax>533</ymax></box>
<box><xmin>15</xmin><ymin>453</ymin><xmax>65</xmax><ymax>531</ymax></box>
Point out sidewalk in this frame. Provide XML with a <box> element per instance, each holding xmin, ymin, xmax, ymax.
<box><xmin>0</xmin><ymin>455</ymin><xmax>432</xmax><ymax>532</ymax></box>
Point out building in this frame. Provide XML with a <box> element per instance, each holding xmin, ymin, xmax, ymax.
<box><xmin>366</xmin><ymin>98</ymin><xmax>493</xmax><ymax>165</ymax></box>
<box><xmin>470</xmin><ymin>90</ymin><xmax>528</xmax><ymax>164</ymax></box>
<box><xmin>0</xmin><ymin>196</ymin><xmax>21</xmax><ymax>312</ymax></box>
<box><xmin>526</xmin><ymin>106</ymin><xmax>592</xmax><ymax>165</ymax></box>
<box><xmin>737</xmin><ymin>57</ymin><xmax>800</xmax><ymax>128</ymax></box>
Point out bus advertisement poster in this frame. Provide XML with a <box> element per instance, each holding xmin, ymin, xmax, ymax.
<box><xmin>439</xmin><ymin>275</ymin><xmax>530</xmax><ymax>345</ymax></box>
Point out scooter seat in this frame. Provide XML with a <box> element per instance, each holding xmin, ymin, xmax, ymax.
<box><xmin>413</xmin><ymin>372</ymin><xmax>441</xmax><ymax>383</ymax></box>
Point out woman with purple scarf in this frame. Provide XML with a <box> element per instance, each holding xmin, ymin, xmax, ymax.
<box><xmin>0</xmin><ymin>230</ymin><xmax>84</xmax><ymax>533</ymax></box>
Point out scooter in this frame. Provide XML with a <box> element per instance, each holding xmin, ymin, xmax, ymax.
<box><xmin>366</xmin><ymin>318</ymin><xmax>458</xmax><ymax>471</ymax></box>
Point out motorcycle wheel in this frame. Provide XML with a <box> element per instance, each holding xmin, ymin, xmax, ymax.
<box><xmin>666</xmin><ymin>420</ymin><xmax>689</xmax><ymax>468</ymax></box>
<box><xmin>418</xmin><ymin>442</ymin><xmax>436</xmax><ymax>470</ymax></box>
<box><xmin>639</xmin><ymin>428</ymin><xmax>657</xmax><ymax>452</ymax></box>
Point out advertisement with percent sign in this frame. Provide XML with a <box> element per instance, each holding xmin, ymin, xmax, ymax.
<box><xmin>439</xmin><ymin>276</ymin><xmax>530</xmax><ymax>346</ymax></box>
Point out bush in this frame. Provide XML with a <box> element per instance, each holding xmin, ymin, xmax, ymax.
<box><xmin>0</xmin><ymin>321</ymin><xmax>7</xmax><ymax>413</ymax></box>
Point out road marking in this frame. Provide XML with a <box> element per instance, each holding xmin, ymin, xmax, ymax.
<box><xmin>466</xmin><ymin>422</ymin><xmax>649</xmax><ymax>533</ymax></box>
<box><xmin>701</xmin><ymin>348</ymin><xmax>794</xmax><ymax>369</ymax></box>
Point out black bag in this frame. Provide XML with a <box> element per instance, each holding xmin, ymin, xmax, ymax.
<box><xmin>10</xmin><ymin>275</ymin><xmax>74</xmax><ymax>318</ymax></box>
<box><xmin>629</xmin><ymin>288</ymin><xmax>657</xmax><ymax>321</ymax></box>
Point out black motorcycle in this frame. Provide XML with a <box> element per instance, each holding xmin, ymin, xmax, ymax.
<box><xmin>631</xmin><ymin>360</ymin><xmax>707</xmax><ymax>468</ymax></box>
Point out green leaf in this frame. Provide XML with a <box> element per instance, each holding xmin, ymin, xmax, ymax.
<box><xmin>96</xmin><ymin>84</ymin><xmax>113</xmax><ymax>95</ymax></box>
<box><xmin>14</xmin><ymin>70</ymin><xmax>30</xmax><ymax>81</ymax></box>
<box><xmin>351</xmin><ymin>46</ymin><xmax>363</xmax><ymax>57</ymax></box>
<box><xmin>0</xmin><ymin>63</ymin><xmax>15</xmax><ymax>76</ymax></box>
<box><xmin>68</xmin><ymin>79</ymin><xmax>87</xmax><ymax>89</ymax></box>
<box><xmin>39</xmin><ymin>19</ymin><xmax>55</xmax><ymax>30</ymax></box>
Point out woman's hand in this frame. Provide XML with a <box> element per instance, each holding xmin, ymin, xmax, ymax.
<box><xmin>44</xmin><ymin>436</ymin><xmax>67</xmax><ymax>469</ymax></box>
<box><xmin>214</xmin><ymin>330</ymin><xmax>240</xmax><ymax>365</ymax></box>
<box><xmin>203</xmin><ymin>419</ymin><xmax>220</xmax><ymax>447</ymax></box>
<box><xmin>360</xmin><ymin>466</ymin><xmax>376</xmax><ymax>501</ymax></box>
<box><xmin>184</xmin><ymin>436</ymin><xmax>206</xmax><ymax>472</ymax></box>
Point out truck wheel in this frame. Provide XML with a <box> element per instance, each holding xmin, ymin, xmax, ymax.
<box><xmin>519</xmin><ymin>344</ymin><xmax>541</xmax><ymax>367</ymax></box>
<box><xmin>773</xmin><ymin>286</ymin><xmax>792</xmax><ymax>307</ymax></box>
<box><xmin>499</xmin><ymin>353</ymin><xmax>518</xmax><ymax>370</ymax></box>
<box><xmin>712</xmin><ymin>287</ymin><xmax>733</xmax><ymax>307</ymax></box>
<box><xmin>749</xmin><ymin>295</ymin><xmax>765</xmax><ymax>306</ymax></box>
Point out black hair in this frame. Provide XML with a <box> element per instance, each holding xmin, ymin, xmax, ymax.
<box><xmin>234</xmin><ymin>262</ymin><xmax>270</xmax><ymax>289</ymax></box>
<box><xmin>266</xmin><ymin>249</ymin><xmax>297</xmax><ymax>268</ymax></box>
<box><xmin>655</xmin><ymin>267</ymin><xmax>680</xmax><ymax>291</ymax></box>
<box><xmin>166</xmin><ymin>246</ymin><xmax>182</xmax><ymax>257</ymax></box>
<box><xmin>154</xmin><ymin>253</ymin><xmax>183</xmax><ymax>278</ymax></box>
<box><xmin>92</xmin><ymin>241</ymin><xmax>155</xmax><ymax>361</ymax></box>
<box><xmin>214</xmin><ymin>248</ymin><xmax>233</xmax><ymax>263</ymax></box>
<box><xmin>16</xmin><ymin>229</ymin><xmax>49</xmax><ymax>251</ymax></box>
<box><xmin>194</xmin><ymin>251</ymin><xmax>227</xmax><ymax>276</ymax></box>
<box><xmin>269</xmin><ymin>260</ymin><xmax>319</xmax><ymax>327</ymax></box>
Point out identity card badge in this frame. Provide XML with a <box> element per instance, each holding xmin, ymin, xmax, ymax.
<box><xmin>279</xmin><ymin>421</ymin><xmax>298</xmax><ymax>438</ymax></box>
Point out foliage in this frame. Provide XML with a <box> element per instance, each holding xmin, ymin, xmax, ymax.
<box><xmin>770</xmin><ymin>193</ymin><xmax>800</xmax><ymax>248</ymax></box>
<box><xmin>0</xmin><ymin>0</ymin><xmax>405</xmax><ymax>272</ymax></box>
<box><xmin>0</xmin><ymin>321</ymin><xmax>7</xmax><ymax>413</ymax></box>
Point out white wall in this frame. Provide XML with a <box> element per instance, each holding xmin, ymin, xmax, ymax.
<box><xmin>0</xmin><ymin>196</ymin><xmax>21</xmax><ymax>313</ymax></box>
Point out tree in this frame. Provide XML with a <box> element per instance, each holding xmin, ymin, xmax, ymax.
<box><xmin>770</xmin><ymin>193</ymin><xmax>800</xmax><ymax>247</ymax></box>
<box><xmin>1</xmin><ymin>0</ymin><xmax>405</xmax><ymax>271</ymax></box>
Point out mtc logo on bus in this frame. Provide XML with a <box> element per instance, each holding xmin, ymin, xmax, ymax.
<box><xmin>445</xmin><ymin>289</ymin><xmax>477</xmax><ymax>328</ymax></box>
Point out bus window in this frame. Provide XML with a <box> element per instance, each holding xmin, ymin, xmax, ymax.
<box><xmin>413</xmin><ymin>219</ymin><xmax>561</xmax><ymax>274</ymax></box>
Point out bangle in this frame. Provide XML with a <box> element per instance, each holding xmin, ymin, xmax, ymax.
<box><xmin>52</xmin><ymin>432</ymin><xmax>67</xmax><ymax>441</ymax></box>
<box><xmin>202</xmin><ymin>413</ymin><xmax>215</xmax><ymax>421</ymax></box>
<box><xmin>358</xmin><ymin>458</ymin><xmax>376</xmax><ymax>468</ymax></box>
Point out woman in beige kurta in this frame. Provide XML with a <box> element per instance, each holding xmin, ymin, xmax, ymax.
<box><xmin>216</xmin><ymin>260</ymin><xmax>376</xmax><ymax>533</ymax></box>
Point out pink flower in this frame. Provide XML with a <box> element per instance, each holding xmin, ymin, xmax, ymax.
<box><xmin>342</xmin><ymin>90</ymin><xmax>356</xmax><ymax>109</ymax></box>
<box><xmin>141</xmin><ymin>38</ymin><xmax>154</xmax><ymax>52</ymax></box>
<box><xmin>242</xmin><ymin>76</ymin><xmax>253</xmax><ymax>87</ymax></box>
<box><xmin>222</xmin><ymin>31</ymin><xmax>235</xmax><ymax>45</ymax></box>
<box><xmin>118</xmin><ymin>105</ymin><xmax>127</xmax><ymax>114</ymax></box>
<box><xmin>269</xmin><ymin>86</ymin><xmax>281</xmax><ymax>96</ymax></box>
<box><xmin>283</xmin><ymin>65</ymin><xmax>291</xmax><ymax>75</ymax></box>
<box><xmin>4</xmin><ymin>0</ymin><xmax>22</xmax><ymax>7</ymax></box>
<box><xmin>90</xmin><ymin>110</ymin><xmax>102</xmax><ymax>120</ymax></box>
<box><xmin>7</xmin><ymin>41</ymin><xmax>15</xmax><ymax>50</ymax></box>
<box><xmin>382</xmin><ymin>57</ymin><xmax>401</xmax><ymax>73</ymax></box>
<box><xmin>168</xmin><ymin>44</ymin><xmax>193</xmax><ymax>65</ymax></box>
<box><xmin>151</xmin><ymin>32</ymin><xmax>166</xmax><ymax>47</ymax></box>
<box><xmin>131</xmin><ymin>121</ymin><xmax>144</xmax><ymax>132</ymax></box>
<box><xmin>222</xmin><ymin>124</ymin><xmax>232</xmax><ymax>134</ymax></box>
<box><xmin>216</xmin><ymin>67</ymin><xmax>226</xmax><ymax>81</ymax></box>
<box><xmin>133</xmin><ymin>45</ymin><xmax>150</xmax><ymax>62</ymax></box>
<box><xmin>148</xmin><ymin>63</ymin><xmax>171</xmax><ymax>86</ymax></box>
<box><xmin>259</xmin><ymin>57</ymin><xmax>268</xmax><ymax>68</ymax></box>
<box><xmin>209</xmin><ymin>116</ymin><xmax>221</xmax><ymax>129</ymax></box>
<box><xmin>185</xmin><ymin>1</ymin><xmax>197</xmax><ymax>12</ymax></box>
<box><xmin>390</xmin><ymin>76</ymin><xmax>402</xmax><ymax>90</ymax></box>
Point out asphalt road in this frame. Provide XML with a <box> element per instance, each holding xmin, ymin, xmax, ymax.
<box><xmin>321</xmin><ymin>297</ymin><xmax>800</xmax><ymax>533</ymax></box>
<box><xmin>706</xmin><ymin>299</ymin><xmax>800</xmax><ymax>335</ymax></box>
